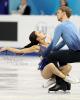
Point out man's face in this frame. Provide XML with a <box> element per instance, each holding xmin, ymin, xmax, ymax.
<box><xmin>56</xmin><ymin>10</ymin><xmax>64</xmax><ymax>21</ymax></box>
<box><xmin>35</xmin><ymin>32</ymin><xmax>46</xmax><ymax>41</ymax></box>
<box><xmin>21</xmin><ymin>0</ymin><xmax>27</xmax><ymax>5</ymax></box>
<box><xmin>60</xmin><ymin>0</ymin><xmax>66</xmax><ymax>6</ymax></box>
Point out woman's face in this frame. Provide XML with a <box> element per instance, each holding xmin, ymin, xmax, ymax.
<box><xmin>35</xmin><ymin>32</ymin><xmax>46</xmax><ymax>41</ymax></box>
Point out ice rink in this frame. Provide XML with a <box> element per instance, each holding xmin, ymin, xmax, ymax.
<box><xmin>0</xmin><ymin>55</ymin><xmax>80</xmax><ymax>100</ymax></box>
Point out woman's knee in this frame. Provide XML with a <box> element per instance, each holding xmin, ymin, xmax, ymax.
<box><xmin>41</xmin><ymin>63</ymin><xmax>55</xmax><ymax>79</ymax></box>
<box><xmin>48</xmin><ymin>63</ymin><xmax>56</xmax><ymax>68</ymax></box>
<box><xmin>41</xmin><ymin>71</ymin><xmax>52</xmax><ymax>79</ymax></box>
<box><xmin>60</xmin><ymin>64</ymin><xmax>72</xmax><ymax>75</ymax></box>
<box><xmin>60</xmin><ymin>64</ymin><xmax>72</xmax><ymax>70</ymax></box>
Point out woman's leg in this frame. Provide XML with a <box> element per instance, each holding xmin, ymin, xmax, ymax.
<box><xmin>41</xmin><ymin>63</ymin><xmax>55</xmax><ymax>79</ymax></box>
<box><xmin>41</xmin><ymin>63</ymin><xmax>68</xmax><ymax>79</ymax></box>
<box><xmin>59</xmin><ymin>64</ymin><xmax>72</xmax><ymax>75</ymax></box>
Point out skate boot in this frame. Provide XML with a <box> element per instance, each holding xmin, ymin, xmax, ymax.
<box><xmin>64</xmin><ymin>76</ymin><xmax>80</xmax><ymax>84</ymax></box>
<box><xmin>42</xmin><ymin>78</ymin><xmax>56</xmax><ymax>88</ymax></box>
<box><xmin>48</xmin><ymin>83</ymin><xmax>67</xmax><ymax>93</ymax></box>
<box><xmin>48</xmin><ymin>76</ymin><xmax>71</xmax><ymax>93</ymax></box>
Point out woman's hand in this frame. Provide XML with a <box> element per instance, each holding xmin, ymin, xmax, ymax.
<box><xmin>0</xmin><ymin>48</ymin><xmax>6</xmax><ymax>52</ymax></box>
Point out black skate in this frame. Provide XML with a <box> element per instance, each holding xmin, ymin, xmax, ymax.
<box><xmin>48</xmin><ymin>82</ymin><xmax>71</xmax><ymax>93</ymax></box>
<box><xmin>48</xmin><ymin>76</ymin><xmax>71</xmax><ymax>93</ymax></box>
<box><xmin>48</xmin><ymin>84</ymin><xmax>67</xmax><ymax>93</ymax></box>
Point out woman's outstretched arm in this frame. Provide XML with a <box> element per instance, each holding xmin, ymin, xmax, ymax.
<box><xmin>0</xmin><ymin>45</ymin><xmax>40</xmax><ymax>54</ymax></box>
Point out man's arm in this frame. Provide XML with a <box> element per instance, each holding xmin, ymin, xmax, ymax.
<box><xmin>42</xmin><ymin>25</ymin><xmax>62</xmax><ymax>57</ymax></box>
<box><xmin>53</xmin><ymin>40</ymin><xmax>65</xmax><ymax>51</ymax></box>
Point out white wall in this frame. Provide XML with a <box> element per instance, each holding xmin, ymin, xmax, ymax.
<box><xmin>0</xmin><ymin>15</ymin><xmax>80</xmax><ymax>47</ymax></box>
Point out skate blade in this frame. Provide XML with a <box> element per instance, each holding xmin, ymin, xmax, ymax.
<box><xmin>48</xmin><ymin>90</ymin><xmax>71</xmax><ymax>94</ymax></box>
<box><xmin>42</xmin><ymin>83</ymin><xmax>55</xmax><ymax>88</ymax></box>
<box><xmin>71</xmin><ymin>81</ymin><xmax>80</xmax><ymax>84</ymax></box>
<box><xmin>70</xmin><ymin>78</ymin><xmax>80</xmax><ymax>84</ymax></box>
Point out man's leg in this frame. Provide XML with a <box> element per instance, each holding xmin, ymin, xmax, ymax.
<box><xmin>47</xmin><ymin>50</ymin><xmax>80</xmax><ymax>92</ymax></box>
<box><xmin>48</xmin><ymin>76</ymin><xmax>71</xmax><ymax>92</ymax></box>
<box><xmin>48</xmin><ymin>50</ymin><xmax>80</xmax><ymax>64</ymax></box>
<box><xmin>47</xmin><ymin>50</ymin><xmax>72</xmax><ymax>92</ymax></box>
<box><xmin>59</xmin><ymin>64</ymin><xmax>71</xmax><ymax>90</ymax></box>
<box><xmin>48</xmin><ymin>64</ymin><xmax>71</xmax><ymax>92</ymax></box>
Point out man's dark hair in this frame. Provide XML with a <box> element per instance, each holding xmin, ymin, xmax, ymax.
<box><xmin>59</xmin><ymin>6</ymin><xmax>72</xmax><ymax>18</ymax></box>
<box><xmin>64</xmin><ymin>1</ymin><xmax>68</xmax><ymax>6</ymax></box>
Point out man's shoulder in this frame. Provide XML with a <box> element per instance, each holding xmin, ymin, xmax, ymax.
<box><xmin>23</xmin><ymin>5</ymin><xmax>31</xmax><ymax>15</ymax></box>
<box><xmin>56</xmin><ymin>23</ymin><xmax>63</xmax><ymax>30</ymax></box>
<box><xmin>25</xmin><ymin>5</ymin><xmax>31</xmax><ymax>10</ymax></box>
